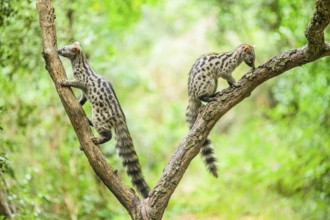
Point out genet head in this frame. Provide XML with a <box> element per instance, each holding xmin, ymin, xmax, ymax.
<box><xmin>241</xmin><ymin>44</ymin><xmax>255</xmax><ymax>69</ymax></box>
<box><xmin>57</xmin><ymin>42</ymin><xmax>82</xmax><ymax>60</ymax></box>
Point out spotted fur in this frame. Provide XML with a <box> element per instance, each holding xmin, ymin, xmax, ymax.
<box><xmin>186</xmin><ymin>44</ymin><xmax>255</xmax><ymax>177</ymax></box>
<box><xmin>58</xmin><ymin>42</ymin><xmax>150</xmax><ymax>198</ymax></box>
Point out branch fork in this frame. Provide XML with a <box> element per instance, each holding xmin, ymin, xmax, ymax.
<box><xmin>37</xmin><ymin>0</ymin><xmax>330</xmax><ymax>219</ymax></box>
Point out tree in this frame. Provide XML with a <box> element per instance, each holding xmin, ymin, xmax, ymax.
<box><xmin>36</xmin><ymin>0</ymin><xmax>330</xmax><ymax>219</ymax></box>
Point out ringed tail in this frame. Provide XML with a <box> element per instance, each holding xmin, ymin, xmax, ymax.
<box><xmin>186</xmin><ymin>97</ymin><xmax>202</xmax><ymax>129</ymax></box>
<box><xmin>115</xmin><ymin>120</ymin><xmax>150</xmax><ymax>198</ymax></box>
<box><xmin>186</xmin><ymin>97</ymin><xmax>218</xmax><ymax>177</ymax></box>
<box><xmin>201</xmin><ymin>139</ymin><xmax>218</xmax><ymax>177</ymax></box>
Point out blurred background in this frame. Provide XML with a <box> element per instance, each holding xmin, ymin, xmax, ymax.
<box><xmin>1</xmin><ymin>0</ymin><xmax>330</xmax><ymax>219</ymax></box>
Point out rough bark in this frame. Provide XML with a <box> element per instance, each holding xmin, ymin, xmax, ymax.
<box><xmin>36</xmin><ymin>0</ymin><xmax>330</xmax><ymax>219</ymax></box>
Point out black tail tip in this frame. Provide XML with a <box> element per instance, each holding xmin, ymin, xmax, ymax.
<box><xmin>210</xmin><ymin>167</ymin><xmax>218</xmax><ymax>178</ymax></box>
<box><xmin>206</xmin><ymin>161</ymin><xmax>218</xmax><ymax>178</ymax></box>
<box><xmin>133</xmin><ymin>180</ymin><xmax>150</xmax><ymax>198</ymax></box>
<box><xmin>141</xmin><ymin>189</ymin><xmax>150</xmax><ymax>198</ymax></box>
<box><xmin>201</xmin><ymin>139</ymin><xmax>219</xmax><ymax>177</ymax></box>
<box><xmin>137</xmin><ymin>185</ymin><xmax>150</xmax><ymax>198</ymax></box>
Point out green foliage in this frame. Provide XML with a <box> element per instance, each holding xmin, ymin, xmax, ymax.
<box><xmin>1</xmin><ymin>0</ymin><xmax>329</xmax><ymax>219</ymax></box>
<box><xmin>0</xmin><ymin>0</ymin><xmax>17</xmax><ymax>26</ymax></box>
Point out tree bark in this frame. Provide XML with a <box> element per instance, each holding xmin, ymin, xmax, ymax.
<box><xmin>36</xmin><ymin>0</ymin><xmax>330</xmax><ymax>219</ymax></box>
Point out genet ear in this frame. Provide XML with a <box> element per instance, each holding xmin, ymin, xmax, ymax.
<box><xmin>243</xmin><ymin>45</ymin><xmax>252</xmax><ymax>53</ymax></box>
<box><xmin>72</xmin><ymin>41</ymin><xmax>80</xmax><ymax>46</ymax></box>
<box><xmin>71</xmin><ymin>45</ymin><xmax>81</xmax><ymax>53</ymax></box>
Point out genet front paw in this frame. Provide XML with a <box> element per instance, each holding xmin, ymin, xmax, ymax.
<box><xmin>231</xmin><ymin>83</ymin><xmax>241</xmax><ymax>88</ymax></box>
<box><xmin>60</xmin><ymin>80</ymin><xmax>69</xmax><ymax>87</ymax></box>
<box><xmin>92</xmin><ymin>137</ymin><xmax>99</xmax><ymax>145</ymax></box>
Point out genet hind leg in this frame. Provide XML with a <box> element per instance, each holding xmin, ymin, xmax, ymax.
<box><xmin>92</xmin><ymin>118</ymin><xmax>114</xmax><ymax>145</ymax></box>
<box><xmin>92</xmin><ymin>129</ymin><xmax>112</xmax><ymax>145</ymax></box>
<box><xmin>199</xmin><ymin>93</ymin><xmax>219</xmax><ymax>102</ymax></box>
<box><xmin>197</xmin><ymin>79</ymin><xmax>218</xmax><ymax>102</ymax></box>
<box><xmin>78</xmin><ymin>93</ymin><xmax>88</xmax><ymax>105</ymax></box>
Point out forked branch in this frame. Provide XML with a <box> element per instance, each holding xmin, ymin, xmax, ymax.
<box><xmin>37</xmin><ymin>0</ymin><xmax>330</xmax><ymax>219</ymax></box>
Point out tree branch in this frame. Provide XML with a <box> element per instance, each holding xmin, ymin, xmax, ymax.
<box><xmin>305</xmin><ymin>0</ymin><xmax>330</xmax><ymax>58</ymax></box>
<box><xmin>36</xmin><ymin>1</ymin><xmax>141</xmax><ymax>218</ymax></box>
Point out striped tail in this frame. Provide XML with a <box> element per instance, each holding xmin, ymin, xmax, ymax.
<box><xmin>201</xmin><ymin>139</ymin><xmax>218</xmax><ymax>177</ymax></box>
<box><xmin>186</xmin><ymin>97</ymin><xmax>218</xmax><ymax>177</ymax></box>
<box><xmin>115</xmin><ymin>120</ymin><xmax>150</xmax><ymax>198</ymax></box>
<box><xmin>186</xmin><ymin>97</ymin><xmax>202</xmax><ymax>129</ymax></box>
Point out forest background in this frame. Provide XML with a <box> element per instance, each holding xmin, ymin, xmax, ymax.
<box><xmin>0</xmin><ymin>0</ymin><xmax>329</xmax><ymax>219</ymax></box>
